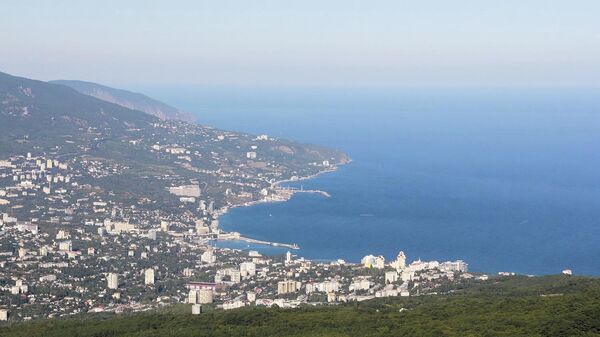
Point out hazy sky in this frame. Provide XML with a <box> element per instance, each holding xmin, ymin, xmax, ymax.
<box><xmin>2</xmin><ymin>0</ymin><xmax>599</xmax><ymax>88</ymax></box>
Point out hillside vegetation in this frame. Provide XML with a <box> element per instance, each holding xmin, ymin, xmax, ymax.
<box><xmin>50</xmin><ymin>80</ymin><xmax>196</xmax><ymax>122</ymax></box>
<box><xmin>1</xmin><ymin>276</ymin><xmax>598</xmax><ymax>337</ymax></box>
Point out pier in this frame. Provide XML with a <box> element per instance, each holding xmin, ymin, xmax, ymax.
<box><xmin>282</xmin><ymin>186</ymin><xmax>331</xmax><ymax>198</ymax></box>
<box><xmin>218</xmin><ymin>232</ymin><xmax>300</xmax><ymax>250</ymax></box>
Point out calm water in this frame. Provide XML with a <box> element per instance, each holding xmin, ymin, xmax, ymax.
<box><xmin>143</xmin><ymin>86</ymin><xmax>600</xmax><ymax>275</ymax></box>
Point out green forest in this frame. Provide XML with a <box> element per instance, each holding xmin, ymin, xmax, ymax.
<box><xmin>1</xmin><ymin>275</ymin><xmax>599</xmax><ymax>337</ymax></box>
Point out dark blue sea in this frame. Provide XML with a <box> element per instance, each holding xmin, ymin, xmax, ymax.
<box><xmin>143</xmin><ymin>86</ymin><xmax>600</xmax><ymax>275</ymax></box>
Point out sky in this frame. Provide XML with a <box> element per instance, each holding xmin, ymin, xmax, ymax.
<box><xmin>1</xmin><ymin>0</ymin><xmax>600</xmax><ymax>88</ymax></box>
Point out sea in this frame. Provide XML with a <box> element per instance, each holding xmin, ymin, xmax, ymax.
<box><xmin>141</xmin><ymin>86</ymin><xmax>600</xmax><ymax>275</ymax></box>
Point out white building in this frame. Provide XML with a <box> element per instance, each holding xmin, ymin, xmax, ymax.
<box><xmin>361</xmin><ymin>255</ymin><xmax>385</xmax><ymax>269</ymax></box>
<box><xmin>390</xmin><ymin>251</ymin><xmax>407</xmax><ymax>271</ymax></box>
<box><xmin>317</xmin><ymin>281</ymin><xmax>340</xmax><ymax>293</ymax></box>
<box><xmin>188</xmin><ymin>289</ymin><xmax>198</xmax><ymax>304</ymax></box>
<box><xmin>223</xmin><ymin>300</ymin><xmax>246</xmax><ymax>310</ymax></box>
<box><xmin>107</xmin><ymin>273</ymin><xmax>119</xmax><ymax>289</ymax></box>
<box><xmin>198</xmin><ymin>288</ymin><xmax>214</xmax><ymax>304</ymax></box>
<box><xmin>58</xmin><ymin>240</ymin><xmax>72</xmax><ymax>252</ymax></box>
<box><xmin>439</xmin><ymin>260</ymin><xmax>468</xmax><ymax>273</ymax></box>
<box><xmin>201</xmin><ymin>250</ymin><xmax>216</xmax><ymax>264</ymax></box>
<box><xmin>385</xmin><ymin>271</ymin><xmax>399</xmax><ymax>284</ymax></box>
<box><xmin>349</xmin><ymin>279</ymin><xmax>371</xmax><ymax>292</ymax></box>
<box><xmin>240</xmin><ymin>261</ymin><xmax>256</xmax><ymax>277</ymax></box>
<box><xmin>277</xmin><ymin>280</ymin><xmax>301</xmax><ymax>295</ymax></box>
<box><xmin>144</xmin><ymin>268</ymin><xmax>155</xmax><ymax>285</ymax></box>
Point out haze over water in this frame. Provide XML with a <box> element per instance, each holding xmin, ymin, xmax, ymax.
<box><xmin>148</xmin><ymin>86</ymin><xmax>600</xmax><ymax>275</ymax></box>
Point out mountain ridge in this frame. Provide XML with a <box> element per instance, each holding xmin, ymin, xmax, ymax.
<box><xmin>50</xmin><ymin>79</ymin><xmax>196</xmax><ymax>122</ymax></box>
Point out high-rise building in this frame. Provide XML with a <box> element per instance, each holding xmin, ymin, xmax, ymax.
<box><xmin>188</xmin><ymin>289</ymin><xmax>198</xmax><ymax>304</ymax></box>
<box><xmin>144</xmin><ymin>268</ymin><xmax>155</xmax><ymax>285</ymax></box>
<box><xmin>391</xmin><ymin>251</ymin><xmax>407</xmax><ymax>271</ymax></box>
<box><xmin>277</xmin><ymin>280</ymin><xmax>301</xmax><ymax>295</ymax></box>
<box><xmin>239</xmin><ymin>262</ymin><xmax>256</xmax><ymax>277</ymax></box>
<box><xmin>361</xmin><ymin>255</ymin><xmax>385</xmax><ymax>269</ymax></box>
<box><xmin>107</xmin><ymin>273</ymin><xmax>119</xmax><ymax>289</ymax></box>
<box><xmin>198</xmin><ymin>288</ymin><xmax>214</xmax><ymax>304</ymax></box>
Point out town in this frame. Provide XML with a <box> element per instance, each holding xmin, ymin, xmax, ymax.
<box><xmin>0</xmin><ymin>148</ymin><xmax>477</xmax><ymax>322</ymax></box>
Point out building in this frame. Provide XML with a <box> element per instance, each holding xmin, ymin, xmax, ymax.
<box><xmin>439</xmin><ymin>260</ymin><xmax>468</xmax><ymax>273</ymax></box>
<box><xmin>198</xmin><ymin>288</ymin><xmax>214</xmax><ymax>304</ymax></box>
<box><xmin>317</xmin><ymin>281</ymin><xmax>340</xmax><ymax>293</ymax></box>
<box><xmin>188</xmin><ymin>289</ymin><xmax>198</xmax><ymax>304</ymax></box>
<box><xmin>169</xmin><ymin>185</ymin><xmax>201</xmax><ymax>197</ymax></box>
<box><xmin>110</xmin><ymin>222</ymin><xmax>136</xmax><ymax>234</ymax></box>
<box><xmin>285</xmin><ymin>251</ymin><xmax>292</xmax><ymax>264</ymax></box>
<box><xmin>144</xmin><ymin>268</ymin><xmax>155</xmax><ymax>285</ymax></box>
<box><xmin>277</xmin><ymin>280</ymin><xmax>301</xmax><ymax>295</ymax></box>
<box><xmin>186</xmin><ymin>282</ymin><xmax>217</xmax><ymax>291</ymax></box>
<box><xmin>240</xmin><ymin>262</ymin><xmax>256</xmax><ymax>277</ymax></box>
<box><xmin>246</xmin><ymin>151</ymin><xmax>257</xmax><ymax>159</ymax></box>
<box><xmin>0</xmin><ymin>309</ymin><xmax>7</xmax><ymax>321</ymax></box>
<box><xmin>107</xmin><ymin>273</ymin><xmax>119</xmax><ymax>289</ymax></box>
<box><xmin>188</xmin><ymin>288</ymin><xmax>213</xmax><ymax>304</ymax></box>
<box><xmin>247</xmin><ymin>291</ymin><xmax>256</xmax><ymax>302</ymax></box>
<box><xmin>58</xmin><ymin>240</ymin><xmax>72</xmax><ymax>252</ymax></box>
<box><xmin>385</xmin><ymin>271</ymin><xmax>399</xmax><ymax>284</ymax></box>
<box><xmin>361</xmin><ymin>254</ymin><xmax>385</xmax><ymax>269</ymax></box>
<box><xmin>201</xmin><ymin>250</ymin><xmax>216</xmax><ymax>264</ymax></box>
<box><xmin>349</xmin><ymin>279</ymin><xmax>371</xmax><ymax>292</ymax></box>
<box><xmin>390</xmin><ymin>251</ymin><xmax>407</xmax><ymax>271</ymax></box>
<box><xmin>191</xmin><ymin>304</ymin><xmax>202</xmax><ymax>315</ymax></box>
<box><xmin>223</xmin><ymin>300</ymin><xmax>245</xmax><ymax>310</ymax></box>
<box><xmin>56</xmin><ymin>229</ymin><xmax>69</xmax><ymax>240</ymax></box>
<box><xmin>160</xmin><ymin>220</ymin><xmax>169</xmax><ymax>232</ymax></box>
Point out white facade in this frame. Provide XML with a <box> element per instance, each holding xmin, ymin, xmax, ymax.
<box><xmin>107</xmin><ymin>273</ymin><xmax>119</xmax><ymax>289</ymax></box>
<box><xmin>361</xmin><ymin>255</ymin><xmax>385</xmax><ymax>269</ymax></box>
<box><xmin>201</xmin><ymin>250</ymin><xmax>216</xmax><ymax>264</ymax></box>
<box><xmin>240</xmin><ymin>261</ymin><xmax>256</xmax><ymax>277</ymax></box>
<box><xmin>198</xmin><ymin>289</ymin><xmax>214</xmax><ymax>304</ymax></box>
<box><xmin>390</xmin><ymin>251</ymin><xmax>407</xmax><ymax>271</ymax></box>
<box><xmin>144</xmin><ymin>268</ymin><xmax>155</xmax><ymax>285</ymax></box>
<box><xmin>277</xmin><ymin>280</ymin><xmax>301</xmax><ymax>295</ymax></box>
<box><xmin>385</xmin><ymin>271</ymin><xmax>399</xmax><ymax>284</ymax></box>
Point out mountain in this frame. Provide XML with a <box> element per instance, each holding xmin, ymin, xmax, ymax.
<box><xmin>0</xmin><ymin>71</ymin><xmax>157</xmax><ymax>156</ymax></box>
<box><xmin>50</xmin><ymin>80</ymin><xmax>196</xmax><ymax>122</ymax></box>
<box><xmin>0</xmin><ymin>70</ymin><xmax>349</xmax><ymax>209</ymax></box>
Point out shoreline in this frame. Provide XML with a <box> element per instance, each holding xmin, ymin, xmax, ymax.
<box><xmin>214</xmin><ymin>160</ymin><xmax>350</xmax><ymax>250</ymax></box>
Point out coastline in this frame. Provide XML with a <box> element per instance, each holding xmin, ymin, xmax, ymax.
<box><xmin>214</xmin><ymin>159</ymin><xmax>350</xmax><ymax>250</ymax></box>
